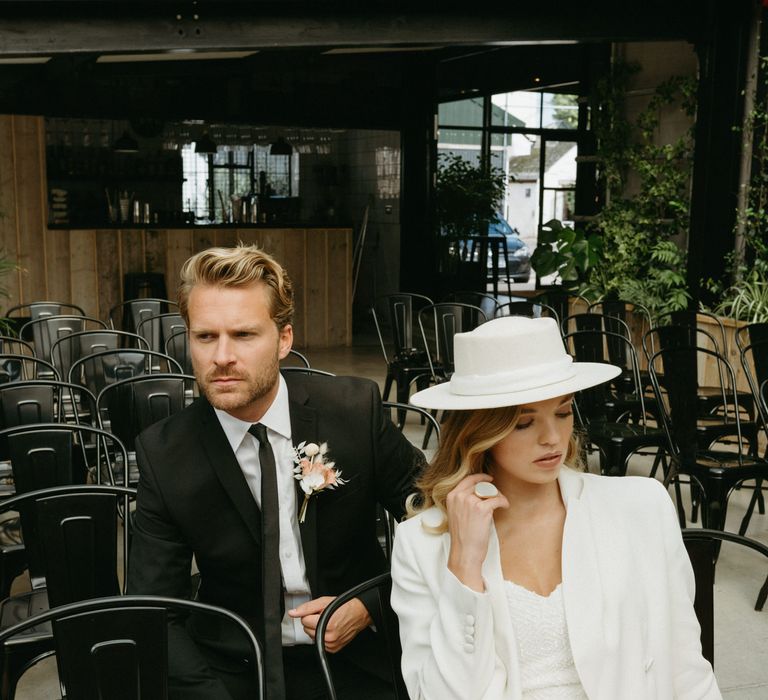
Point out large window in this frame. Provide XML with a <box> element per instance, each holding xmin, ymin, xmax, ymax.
<box><xmin>437</xmin><ymin>90</ymin><xmax>582</xmax><ymax>286</ymax></box>
<box><xmin>182</xmin><ymin>144</ymin><xmax>300</xmax><ymax>222</ymax></box>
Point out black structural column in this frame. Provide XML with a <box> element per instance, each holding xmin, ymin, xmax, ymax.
<box><xmin>688</xmin><ymin>0</ymin><xmax>755</xmax><ymax>307</ymax></box>
<box><xmin>399</xmin><ymin>55</ymin><xmax>439</xmax><ymax>297</ymax></box>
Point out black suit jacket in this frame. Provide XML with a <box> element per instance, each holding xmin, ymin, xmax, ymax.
<box><xmin>127</xmin><ymin>372</ymin><xmax>425</xmax><ymax>698</ymax></box>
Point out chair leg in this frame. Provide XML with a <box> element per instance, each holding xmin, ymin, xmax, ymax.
<box><xmin>756</xmin><ymin>572</ymin><xmax>768</xmax><ymax>612</ymax></box>
<box><xmin>382</xmin><ymin>374</ymin><xmax>393</xmax><ymax>403</ymax></box>
<box><xmin>739</xmin><ymin>483</ymin><xmax>761</xmax><ymax>536</ymax></box>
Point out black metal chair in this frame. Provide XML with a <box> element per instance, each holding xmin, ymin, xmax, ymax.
<box><xmin>0</xmin><ymin>484</ymin><xmax>135</xmax><ymax>699</ymax></box>
<box><xmin>315</xmin><ymin>573</ymin><xmax>407</xmax><ymax>700</ymax></box>
<box><xmin>494</xmin><ymin>300</ymin><xmax>560</xmax><ymax>324</ymax></box>
<box><xmin>442</xmin><ymin>291</ymin><xmax>507</xmax><ymax>318</ymax></box>
<box><xmin>136</xmin><ymin>312</ymin><xmax>186</xmax><ymax>355</ymax></box>
<box><xmin>96</xmin><ymin>374</ymin><xmax>196</xmax><ymax>485</ymax></box>
<box><xmin>281</xmin><ymin>349</ymin><xmax>311</xmax><ymax>368</ymax></box>
<box><xmin>460</xmin><ymin>235</ymin><xmax>514</xmax><ymax>298</ymax></box>
<box><xmin>50</xmin><ymin>329</ymin><xmax>149</xmax><ymax>384</ymax></box>
<box><xmin>644</xmin><ymin>325</ymin><xmax>760</xmax><ymax>450</ymax></box>
<box><xmin>682</xmin><ymin>529</ymin><xmax>768</xmax><ymax>667</ymax></box>
<box><xmin>371</xmin><ymin>293</ymin><xmax>436</xmax><ymax>410</ymax></box>
<box><xmin>280</xmin><ymin>367</ymin><xmax>335</xmax><ymax>377</ymax></box>
<box><xmin>164</xmin><ymin>328</ymin><xmax>193</xmax><ymax>375</ymax></box>
<box><xmin>108</xmin><ymin>298</ymin><xmax>179</xmax><ymax>336</ymax></box>
<box><xmin>0</xmin><ymin>379</ymin><xmax>97</xmax><ymax>430</ymax></box>
<box><xmin>1</xmin><ymin>593</ymin><xmax>265</xmax><ymax>700</ymax></box>
<box><xmin>0</xmin><ymin>339</ymin><xmax>34</xmax><ymax>359</ymax></box>
<box><xmin>5</xmin><ymin>302</ymin><xmax>85</xmax><ymax>325</ymax></box>
<box><xmin>68</xmin><ymin>348</ymin><xmax>184</xmax><ymax>400</ymax></box>
<box><xmin>564</xmin><ymin>329</ymin><xmax>668</xmax><ymax>479</ymax></box>
<box><xmin>0</xmin><ymin>356</ymin><xmax>59</xmax><ymax>384</ymax></box>
<box><xmin>19</xmin><ymin>315</ymin><xmax>107</xmax><ymax>370</ymax></box>
<box><xmin>418</xmin><ymin>302</ymin><xmax>487</xmax><ymax>383</ymax></box>
<box><xmin>649</xmin><ymin>345</ymin><xmax>768</xmax><ymax>532</ymax></box>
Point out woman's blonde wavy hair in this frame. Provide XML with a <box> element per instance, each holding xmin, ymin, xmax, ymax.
<box><xmin>407</xmin><ymin>405</ymin><xmax>582</xmax><ymax>532</ymax></box>
<box><xmin>178</xmin><ymin>243</ymin><xmax>294</xmax><ymax>330</ymax></box>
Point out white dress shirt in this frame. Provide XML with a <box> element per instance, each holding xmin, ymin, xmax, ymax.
<box><xmin>214</xmin><ymin>375</ymin><xmax>313</xmax><ymax>645</ymax></box>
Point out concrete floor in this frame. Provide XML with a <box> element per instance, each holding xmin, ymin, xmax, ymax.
<box><xmin>12</xmin><ymin>341</ymin><xmax>768</xmax><ymax>697</ymax></box>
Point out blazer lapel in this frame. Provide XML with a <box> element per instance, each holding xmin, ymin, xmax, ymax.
<box><xmin>288</xmin><ymin>381</ymin><xmax>320</xmax><ymax>595</ymax></box>
<box><xmin>198</xmin><ymin>399</ymin><xmax>262</xmax><ymax>544</ymax></box>
<box><xmin>559</xmin><ymin>470</ymin><xmax>607</xmax><ymax>693</ymax></box>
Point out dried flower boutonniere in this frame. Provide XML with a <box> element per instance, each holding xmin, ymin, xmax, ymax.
<box><xmin>292</xmin><ymin>441</ymin><xmax>346</xmax><ymax>523</ymax></box>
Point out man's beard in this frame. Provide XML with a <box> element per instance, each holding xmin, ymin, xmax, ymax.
<box><xmin>198</xmin><ymin>351</ymin><xmax>280</xmax><ymax>413</ymax></box>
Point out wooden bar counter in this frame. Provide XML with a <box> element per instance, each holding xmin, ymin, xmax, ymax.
<box><xmin>0</xmin><ymin>115</ymin><xmax>351</xmax><ymax>348</ymax></box>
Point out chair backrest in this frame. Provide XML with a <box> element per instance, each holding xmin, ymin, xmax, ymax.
<box><xmin>442</xmin><ymin>291</ymin><xmax>503</xmax><ymax>317</ymax></box>
<box><xmin>0</xmin><ymin>380</ymin><xmax>97</xmax><ymax>429</ymax></box>
<box><xmin>418</xmin><ymin>302</ymin><xmax>487</xmax><ymax>375</ymax></box>
<box><xmin>657</xmin><ymin>310</ymin><xmax>728</xmax><ymax>356</ymax></box>
<box><xmin>382</xmin><ymin>401</ymin><xmax>441</xmax><ymax>449</ymax></box>
<box><xmin>164</xmin><ymin>328</ymin><xmax>193</xmax><ymax>374</ymax></box>
<box><xmin>648</xmin><ymin>345</ymin><xmax>742</xmax><ymax>460</ymax></box>
<box><xmin>0</xmin><ymin>485</ymin><xmax>134</xmax><ymax>606</ymax></box>
<box><xmin>280</xmin><ymin>348</ymin><xmax>311</xmax><ymax>368</ymax></box>
<box><xmin>20</xmin><ymin>315</ymin><xmax>107</xmax><ymax>364</ymax></box>
<box><xmin>6</xmin><ymin>301</ymin><xmax>86</xmax><ymax>320</ymax></box>
<box><xmin>642</xmin><ymin>324</ymin><xmax>720</xmax><ymax>362</ymax></box>
<box><xmin>494</xmin><ymin>300</ymin><xmax>559</xmax><ymax>324</ymax></box>
<box><xmin>371</xmin><ymin>293</ymin><xmax>433</xmax><ymax>364</ymax></box>
<box><xmin>563</xmin><ymin>312</ymin><xmax>632</xmax><ymax>367</ymax></box>
<box><xmin>280</xmin><ymin>367</ymin><xmax>335</xmax><ymax>377</ymax></box>
<box><xmin>108</xmin><ymin>298</ymin><xmax>179</xmax><ymax>336</ymax></box>
<box><xmin>0</xmin><ymin>594</ymin><xmax>264</xmax><ymax>700</ymax></box>
<box><xmin>136</xmin><ymin>312</ymin><xmax>186</xmax><ymax>354</ymax></box>
<box><xmin>69</xmin><ymin>349</ymin><xmax>184</xmax><ymax>397</ymax></box>
<box><xmin>0</xmin><ymin>336</ymin><xmax>35</xmax><ymax>357</ymax></box>
<box><xmin>0</xmin><ymin>422</ymin><xmax>128</xmax><ymax>490</ymax></box>
<box><xmin>735</xmin><ymin>321</ymin><xmax>768</xmax><ymax>352</ymax></box>
<box><xmin>50</xmin><ymin>330</ymin><xmax>149</xmax><ymax>380</ymax></box>
<box><xmin>563</xmin><ymin>329</ymin><xmax>646</xmax><ymax>424</ymax></box>
<box><xmin>682</xmin><ymin>528</ymin><xmax>768</xmax><ymax>667</ymax></box>
<box><xmin>0</xmin><ymin>354</ymin><xmax>61</xmax><ymax>384</ymax></box>
<box><xmin>96</xmin><ymin>374</ymin><xmax>195</xmax><ymax>453</ymax></box>
<box><xmin>316</xmin><ymin>573</ymin><xmax>406</xmax><ymax>700</ymax></box>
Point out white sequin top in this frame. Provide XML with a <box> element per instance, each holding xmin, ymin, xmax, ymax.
<box><xmin>504</xmin><ymin>581</ymin><xmax>588</xmax><ymax>699</ymax></box>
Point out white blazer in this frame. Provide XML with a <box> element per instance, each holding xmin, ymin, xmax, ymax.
<box><xmin>390</xmin><ymin>469</ymin><xmax>722</xmax><ymax>700</ymax></box>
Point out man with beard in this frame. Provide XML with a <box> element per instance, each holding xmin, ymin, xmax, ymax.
<box><xmin>127</xmin><ymin>244</ymin><xmax>425</xmax><ymax>700</ymax></box>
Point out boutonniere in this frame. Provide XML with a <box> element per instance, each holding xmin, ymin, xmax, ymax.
<box><xmin>292</xmin><ymin>441</ymin><xmax>347</xmax><ymax>523</ymax></box>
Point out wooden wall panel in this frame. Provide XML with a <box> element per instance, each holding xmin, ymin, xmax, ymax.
<box><xmin>0</xmin><ymin>116</ymin><xmax>21</xmax><ymax>311</ymax></box>
<box><xmin>46</xmin><ymin>228</ymin><xmax>71</xmax><ymax>304</ymax></box>
<box><xmin>166</xmin><ymin>229</ymin><xmax>193</xmax><ymax>302</ymax></box>
<box><xmin>305</xmin><ymin>231</ymin><xmax>329</xmax><ymax>347</ymax></box>
<box><xmin>326</xmin><ymin>230</ymin><xmax>351</xmax><ymax>346</ymax></box>
<box><xmin>145</xmin><ymin>229</ymin><xmax>168</xmax><ymax>276</ymax></box>
<box><xmin>69</xmin><ymin>230</ymin><xmax>98</xmax><ymax>318</ymax></box>
<box><xmin>95</xmin><ymin>229</ymin><xmax>121</xmax><ymax>321</ymax></box>
<box><xmin>120</xmin><ymin>228</ymin><xmax>144</xmax><ymax>276</ymax></box>
<box><xmin>13</xmin><ymin>116</ymin><xmax>47</xmax><ymax>304</ymax></box>
<box><xmin>282</xmin><ymin>229</ymin><xmax>307</xmax><ymax>348</ymax></box>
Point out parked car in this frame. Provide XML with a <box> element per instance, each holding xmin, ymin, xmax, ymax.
<box><xmin>488</xmin><ymin>213</ymin><xmax>531</xmax><ymax>283</ymax></box>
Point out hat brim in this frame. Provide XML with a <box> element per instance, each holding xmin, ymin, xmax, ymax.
<box><xmin>409</xmin><ymin>363</ymin><xmax>623</xmax><ymax>411</ymax></box>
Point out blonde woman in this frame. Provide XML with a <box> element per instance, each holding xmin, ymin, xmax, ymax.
<box><xmin>390</xmin><ymin>316</ymin><xmax>720</xmax><ymax>700</ymax></box>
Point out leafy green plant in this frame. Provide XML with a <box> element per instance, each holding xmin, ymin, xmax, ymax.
<box><xmin>712</xmin><ymin>261</ymin><xmax>768</xmax><ymax>323</ymax></box>
<box><xmin>435</xmin><ymin>153</ymin><xmax>506</xmax><ymax>239</ymax></box>
<box><xmin>582</xmin><ymin>63</ymin><xmax>696</xmax><ymax>318</ymax></box>
<box><xmin>531</xmin><ymin>219</ymin><xmax>603</xmax><ymax>289</ymax></box>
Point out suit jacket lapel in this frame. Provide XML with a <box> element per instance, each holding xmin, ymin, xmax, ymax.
<box><xmin>197</xmin><ymin>399</ymin><xmax>262</xmax><ymax>544</ymax></box>
<box><xmin>288</xmin><ymin>381</ymin><xmax>320</xmax><ymax>595</ymax></box>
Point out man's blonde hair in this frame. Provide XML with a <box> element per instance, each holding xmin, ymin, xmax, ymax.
<box><xmin>178</xmin><ymin>244</ymin><xmax>294</xmax><ymax>329</ymax></box>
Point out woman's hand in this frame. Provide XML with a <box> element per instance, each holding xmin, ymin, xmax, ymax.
<box><xmin>446</xmin><ymin>474</ymin><xmax>509</xmax><ymax>592</ymax></box>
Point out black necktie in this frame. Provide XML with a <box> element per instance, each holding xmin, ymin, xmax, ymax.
<box><xmin>249</xmin><ymin>423</ymin><xmax>286</xmax><ymax>699</ymax></box>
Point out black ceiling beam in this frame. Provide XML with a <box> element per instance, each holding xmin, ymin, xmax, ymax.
<box><xmin>0</xmin><ymin>2</ymin><xmax>713</xmax><ymax>56</ymax></box>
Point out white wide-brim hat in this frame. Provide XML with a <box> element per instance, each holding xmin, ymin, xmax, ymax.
<box><xmin>410</xmin><ymin>315</ymin><xmax>622</xmax><ymax>411</ymax></box>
